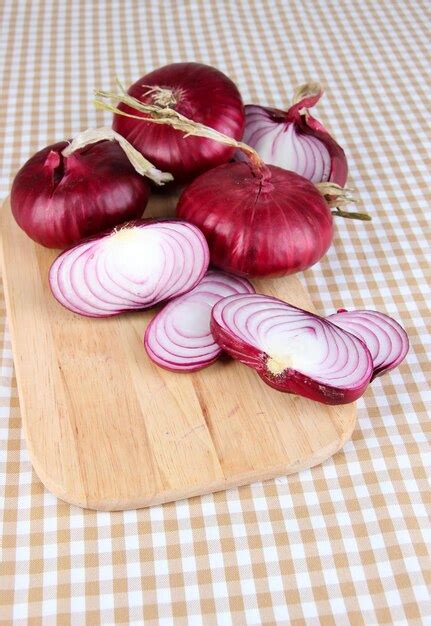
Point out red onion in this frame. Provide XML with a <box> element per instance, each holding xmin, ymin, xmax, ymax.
<box><xmin>49</xmin><ymin>220</ymin><xmax>209</xmax><ymax>317</ymax></box>
<box><xmin>238</xmin><ymin>83</ymin><xmax>348</xmax><ymax>186</ymax></box>
<box><xmin>111</xmin><ymin>62</ymin><xmax>245</xmax><ymax>182</ymax></box>
<box><xmin>211</xmin><ymin>294</ymin><xmax>373</xmax><ymax>405</ymax></box>
<box><xmin>327</xmin><ymin>309</ymin><xmax>409</xmax><ymax>379</ymax></box>
<box><xmin>11</xmin><ymin>127</ymin><xmax>172</xmax><ymax>249</ymax></box>
<box><xmin>177</xmin><ymin>163</ymin><xmax>336</xmax><ymax>277</ymax></box>
<box><xmin>96</xmin><ymin>88</ymin><xmax>369</xmax><ymax>278</ymax></box>
<box><xmin>144</xmin><ymin>270</ymin><xmax>254</xmax><ymax>372</ymax></box>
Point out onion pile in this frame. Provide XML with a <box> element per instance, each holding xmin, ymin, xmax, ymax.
<box><xmin>144</xmin><ymin>270</ymin><xmax>254</xmax><ymax>372</ymax></box>
<box><xmin>11</xmin><ymin>128</ymin><xmax>172</xmax><ymax>249</ymax></box>
<box><xmin>97</xmin><ymin>89</ymin><xmax>368</xmax><ymax>278</ymax></box>
<box><xmin>211</xmin><ymin>293</ymin><xmax>374</xmax><ymax>405</ymax></box>
<box><xmin>49</xmin><ymin>220</ymin><xmax>209</xmax><ymax>317</ymax></box>
<box><xmin>327</xmin><ymin>309</ymin><xmax>409</xmax><ymax>379</ymax></box>
<box><xmin>8</xmin><ymin>64</ymin><xmax>408</xmax><ymax>411</ymax></box>
<box><xmin>238</xmin><ymin>83</ymin><xmax>348</xmax><ymax>186</ymax></box>
<box><xmin>112</xmin><ymin>62</ymin><xmax>245</xmax><ymax>182</ymax></box>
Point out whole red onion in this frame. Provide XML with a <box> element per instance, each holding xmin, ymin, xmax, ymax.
<box><xmin>112</xmin><ymin>62</ymin><xmax>245</xmax><ymax>182</ymax></box>
<box><xmin>238</xmin><ymin>83</ymin><xmax>348</xmax><ymax>186</ymax></box>
<box><xmin>177</xmin><ymin>162</ymin><xmax>334</xmax><ymax>277</ymax></box>
<box><xmin>11</xmin><ymin>128</ymin><xmax>171</xmax><ymax>248</ymax></box>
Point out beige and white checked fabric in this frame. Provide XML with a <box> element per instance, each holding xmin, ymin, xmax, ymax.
<box><xmin>1</xmin><ymin>0</ymin><xmax>430</xmax><ymax>624</ymax></box>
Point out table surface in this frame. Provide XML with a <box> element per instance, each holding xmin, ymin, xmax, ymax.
<box><xmin>0</xmin><ymin>0</ymin><xmax>429</xmax><ymax>624</ymax></box>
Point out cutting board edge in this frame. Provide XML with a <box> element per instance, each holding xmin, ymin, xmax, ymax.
<box><xmin>26</xmin><ymin>411</ymin><xmax>357</xmax><ymax>510</ymax></box>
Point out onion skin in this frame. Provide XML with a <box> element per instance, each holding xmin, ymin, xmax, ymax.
<box><xmin>177</xmin><ymin>162</ymin><xmax>333</xmax><ymax>277</ymax></box>
<box><xmin>113</xmin><ymin>62</ymin><xmax>245</xmax><ymax>182</ymax></box>
<box><xmin>11</xmin><ymin>140</ymin><xmax>150</xmax><ymax>248</ymax></box>
<box><xmin>211</xmin><ymin>294</ymin><xmax>374</xmax><ymax>405</ymax></box>
<box><xmin>239</xmin><ymin>88</ymin><xmax>348</xmax><ymax>186</ymax></box>
<box><xmin>327</xmin><ymin>309</ymin><xmax>409</xmax><ymax>380</ymax></box>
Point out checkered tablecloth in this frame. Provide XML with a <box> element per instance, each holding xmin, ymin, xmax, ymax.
<box><xmin>1</xmin><ymin>0</ymin><xmax>430</xmax><ymax>623</ymax></box>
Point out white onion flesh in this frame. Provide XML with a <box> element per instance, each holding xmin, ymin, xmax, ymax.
<box><xmin>144</xmin><ymin>271</ymin><xmax>255</xmax><ymax>371</ymax></box>
<box><xmin>211</xmin><ymin>294</ymin><xmax>374</xmax><ymax>404</ymax></box>
<box><xmin>49</xmin><ymin>221</ymin><xmax>209</xmax><ymax>317</ymax></box>
<box><xmin>327</xmin><ymin>309</ymin><xmax>409</xmax><ymax>379</ymax></box>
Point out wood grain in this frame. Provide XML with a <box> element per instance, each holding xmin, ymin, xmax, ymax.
<box><xmin>0</xmin><ymin>193</ymin><xmax>356</xmax><ymax>510</ymax></box>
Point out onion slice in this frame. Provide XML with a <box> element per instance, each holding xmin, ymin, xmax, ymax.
<box><xmin>144</xmin><ymin>271</ymin><xmax>255</xmax><ymax>371</ymax></box>
<box><xmin>326</xmin><ymin>309</ymin><xmax>409</xmax><ymax>379</ymax></box>
<box><xmin>49</xmin><ymin>220</ymin><xmax>209</xmax><ymax>317</ymax></box>
<box><xmin>211</xmin><ymin>294</ymin><xmax>374</xmax><ymax>405</ymax></box>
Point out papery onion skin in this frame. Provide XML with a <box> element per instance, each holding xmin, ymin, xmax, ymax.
<box><xmin>113</xmin><ymin>62</ymin><xmax>245</xmax><ymax>182</ymax></box>
<box><xmin>144</xmin><ymin>270</ymin><xmax>255</xmax><ymax>372</ymax></box>
<box><xmin>49</xmin><ymin>219</ymin><xmax>209</xmax><ymax>318</ymax></box>
<box><xmin>211</xmin><ymin>294</ymin><xmax>374</xmax><ymax>405</ymax></box>
<box><xmin>11</xmin><ymin>140</ymin><xmax>151</xmax><ymax>249</ymax></box>
<box><xmin>327</xmin><ymin>309</ymin><xmax>409</xmax><ymax>379</ymax></box>
<box><xmin>177</xmin><ymin>162</ymin><xmax>333</xmax><ymax>277</ymax></box>
<box><xmin>238</xmin><ymin>88</ymin><xmax>348</xmax><ymax>186</ymax></box>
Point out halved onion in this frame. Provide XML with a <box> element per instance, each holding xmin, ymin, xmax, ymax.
<box><xmin>327</xmin><ymin>309</ymin><xmax>409</xmax><ymax>379</ymax></box>
<box><xmin>49</xmin><ymin>220</ymin><xmax>209</xmax><ymax>317</ymax></box>
<box><xmin>211</xmin><ymin>294</ymin><xmax>374</xmax><ymax>405</ymax></box>
<box><xmin>237</xmin><ymin>83</ymin><xmax>348</xmax><ymax>186</ymax></box>
<box><xmin>144</xmin><ymin>271</ymin><xmax>254</xmax><ymax>371</ymax></box>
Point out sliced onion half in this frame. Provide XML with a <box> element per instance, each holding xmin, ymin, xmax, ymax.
<box><xmin>49</xmin><ymin>220</ymin><xmax>209</xmax><ymax>317</ymax></box>
<box><xmin>144</xmin><ymin>271</ymin><xmax>255</xmax><ymax>371</ymax></box>
<box><xmin>211</xmin><ymin>294</ymin><xmax>374</xmax><ymax>405</ymax></box>
<box><xmin>327</xmin><ymin>309</ymin><xmax>409</xmax><ymax>379</ymax></box>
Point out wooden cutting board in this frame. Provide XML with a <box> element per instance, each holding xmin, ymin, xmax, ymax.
<box><xmin>0</xmin><ymin>193</ymin><xmax>356</xmax><ymax>510</ymax></box>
